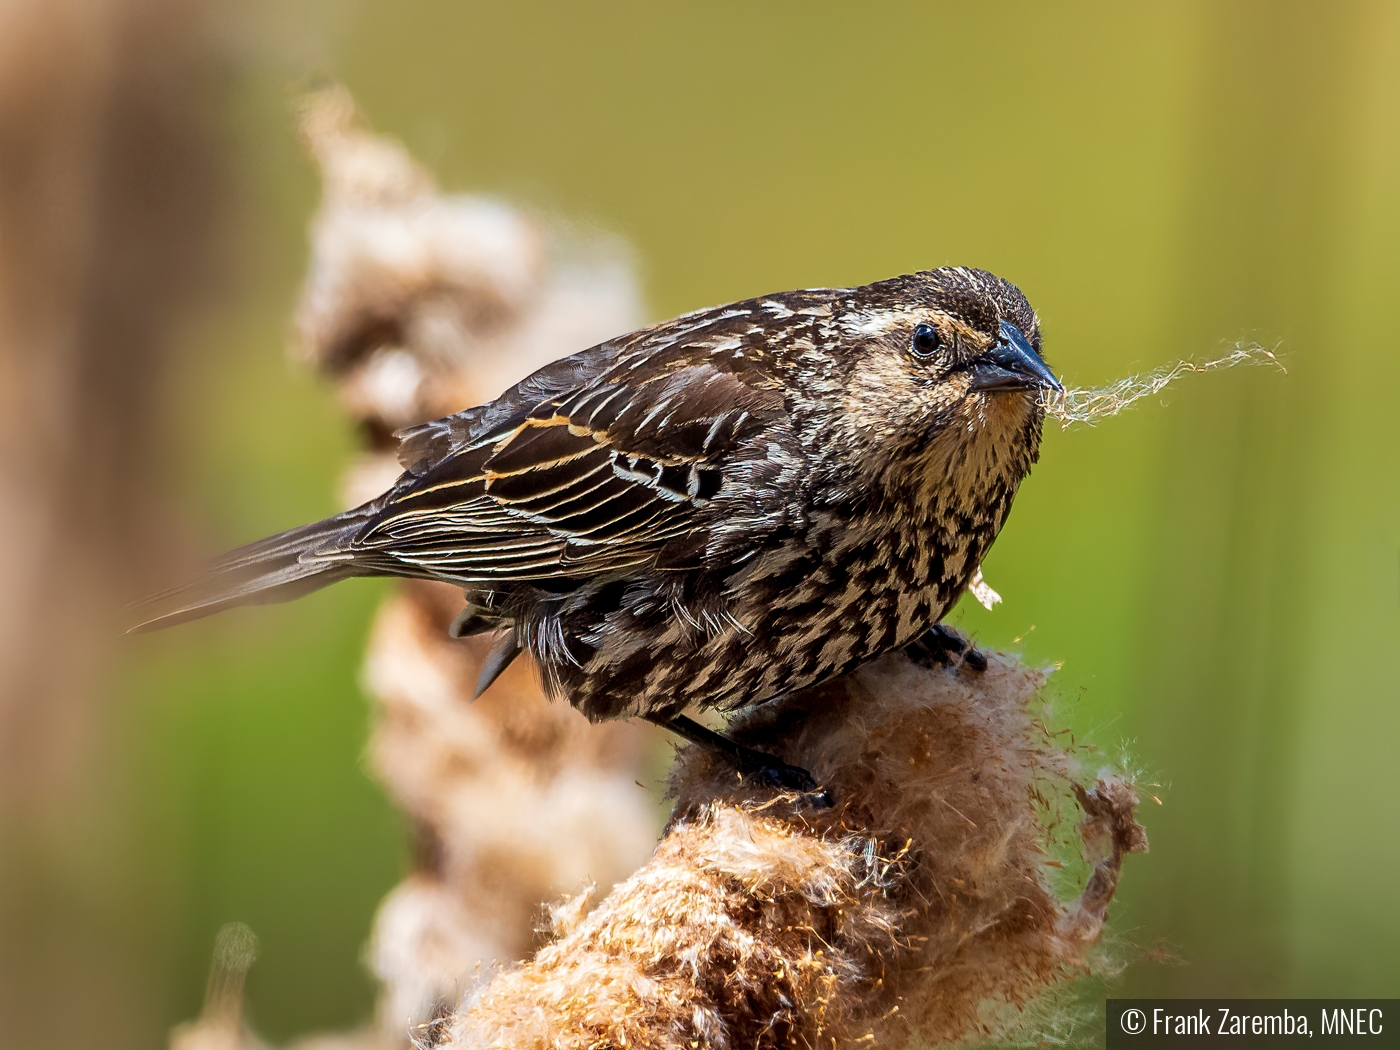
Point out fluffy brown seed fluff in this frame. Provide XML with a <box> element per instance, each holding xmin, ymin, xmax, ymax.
<box><xmin>437</xmin><ymin>650</ymin><xmax>1146</xmax><ymax>1050</ymax></box>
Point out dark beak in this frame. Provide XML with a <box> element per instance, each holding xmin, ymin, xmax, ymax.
<box><xmin>968</xmin><ymin>321</ymin><xmax>1062</xmax><ymax>393</ymax></box>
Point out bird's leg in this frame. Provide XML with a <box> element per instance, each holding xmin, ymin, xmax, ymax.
<box><xmin>646</xmin><ymin>713</ymin><xmax>833</xmax><ymax>808</ymax></box>
<box><xmin>906</xmin><ymin>622</ymin><xmax>988</xmax><ymax>672</ymax></box>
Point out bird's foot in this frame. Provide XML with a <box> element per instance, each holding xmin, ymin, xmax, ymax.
<box><xmin>649</xmin><ymin>713</ymin><xmax>833</xmax><ymax>809</ymax></box>
<box><xmin>730</xmin><ymin>743</ymin><xmax>833</xmax><ymax>808</ymax></box>
<box><xmin>907</xmin><ymin>623</ymin><xmax>988</xmax><ymax>672</ymax></box>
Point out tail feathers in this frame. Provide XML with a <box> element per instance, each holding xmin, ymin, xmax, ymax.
<box><xmin>128</xmin><ymin>511</ymin><xmax>372</xmax><ymax>633</ymax></box>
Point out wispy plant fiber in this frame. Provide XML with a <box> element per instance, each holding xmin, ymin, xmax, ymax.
<box><xmin>1044</xmin><ymin>344</ymin><xmax>1284</xmax><ymax>427</ymax></box>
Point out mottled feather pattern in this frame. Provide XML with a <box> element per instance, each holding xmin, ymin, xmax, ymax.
<box><xmin>134</xmin><ymin>267</ymin><xmax>1054</xmax><ymax>725</ymax></box>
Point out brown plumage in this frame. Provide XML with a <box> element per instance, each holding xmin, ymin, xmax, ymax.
<box><xmin>134</xmin><ymin>267</ymin><xmax>1059</xmax><ymax>790</ymax></box>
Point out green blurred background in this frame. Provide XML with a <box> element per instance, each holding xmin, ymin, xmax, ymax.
<box><xmin>2</xmin><ymin>1</ymin><xmax>1397</xmax><ymax>1047</ymax></box>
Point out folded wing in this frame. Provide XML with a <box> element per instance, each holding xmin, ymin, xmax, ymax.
<box><xmin>353</xmin><ymin>360</ymin><xmax>788</xmax><ymax>585</ymax></box>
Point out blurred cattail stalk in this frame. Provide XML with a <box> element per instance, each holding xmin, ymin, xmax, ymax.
<box><xmin>0</xmin><ymin>0</ymin><xmax>223</xmax><ymax>803</ymax></box>
<box><xmin>0</xmin><ymin>3</ymin><xmax>226</xmax><ymax>1047</ymax></box>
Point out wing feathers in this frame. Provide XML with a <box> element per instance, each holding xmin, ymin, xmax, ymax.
<box><xmin>367</xmin><ymin>343</ymin><xmax>792</xmax><ymax>584</ymax></box>
<box><xmin>485</xmin><ymin>446</ymin><xmax>611</xmax><ymax>502</ymax></box>
<box><xmin>485</xmin><ymin>419</ymin><xmax>595</xmax><ymax>474</ymax></box>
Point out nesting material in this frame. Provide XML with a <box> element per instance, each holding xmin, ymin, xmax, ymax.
<box><xmin>439</xmin><ymin>650</ymin><xmax>1146</xmax><ymax>1050</ymax></box>
<box><xmin>966</xmin><ymin>566</ymin><xmax>1002</xmax><ymax>611</ymax></box>
<box><xmin>1044</xmin><ymin>343</ymin><xmax>1284</xmax><ymax>427</ymax></box>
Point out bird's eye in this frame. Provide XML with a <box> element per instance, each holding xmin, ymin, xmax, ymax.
<box><xmin>911</xmin><ymin>323</ymin><xmax>942</xmax><ymax>358</ymax></box>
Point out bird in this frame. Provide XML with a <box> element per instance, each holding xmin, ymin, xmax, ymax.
<box><xmin>133</xmin><ymin>266</ymin><xmax>1060</xmax><ymax>797</ymax></box>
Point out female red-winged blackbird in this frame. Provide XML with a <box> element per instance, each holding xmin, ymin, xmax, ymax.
<box><xmin>135</xmin><ymin>267</ymin><xmax>1059</xmax><ymax>795</ymax></box>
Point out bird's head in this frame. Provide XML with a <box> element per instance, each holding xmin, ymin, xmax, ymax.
<box><xmin>814</xmin><ymin>267</ymin><xmax>1058</xmax><ymax>490</ymax></box>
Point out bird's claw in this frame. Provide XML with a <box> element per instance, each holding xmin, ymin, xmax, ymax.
<box><xmin>908</xmin><ymin>623</ymin><xmax>988</xmax><ymax>672</ymax></box>
<box><xmin>733</xmin><ymin>746</ymin><xmax>833</xmax><ymax>808</ymax></box>
<box><xmin>648</xmin><ymin>713</ymin><xmax>834</xmax><ymax>808</ymax></box>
